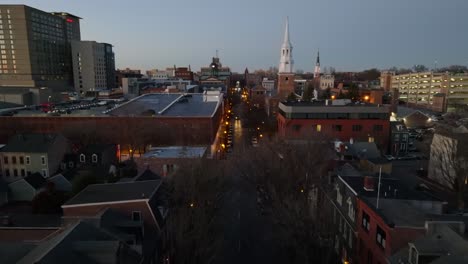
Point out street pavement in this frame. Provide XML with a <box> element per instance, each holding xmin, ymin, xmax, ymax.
<box><xmin>214</xmin><ymin>104</ymin><xmax>286</xmax><ymax>264</ymax></box>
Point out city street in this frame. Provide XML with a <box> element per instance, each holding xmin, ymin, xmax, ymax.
<box><xmin>214</xmin><ymin>103</ymin><xmax>286</xmax><ymax>264</ymax></box>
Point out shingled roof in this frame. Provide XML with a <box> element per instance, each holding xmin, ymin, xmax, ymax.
<box><xmin>63</xmin><ymin>180</ymin><xmax>162</xmax><ymax>206</ymax></box>
<box><xmin>0</xmin><ymin>134</ymin><xmax>66</xmax><ymax>153</ymax></box>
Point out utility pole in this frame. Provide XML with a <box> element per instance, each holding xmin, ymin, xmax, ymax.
<box><xmin>376</xmin><ymin>166</ymin><xmax>382</xmax><ymax>209</ymax></box>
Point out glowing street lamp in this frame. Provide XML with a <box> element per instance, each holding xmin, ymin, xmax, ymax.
<box><xmin>364</xmin><ymin>95</ymin><xmax>370</xmax><ymax>101</ymax></box>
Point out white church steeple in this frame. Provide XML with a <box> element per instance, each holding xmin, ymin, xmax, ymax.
<box><xmin>314</xmin><ymin>49</ymin><xmax>320</xmax><ymax>78</ymax></box>
<box><xmin>279</xmin><ymin>17</ymin><xmax>294</xmax><ymax>73</ymax></box>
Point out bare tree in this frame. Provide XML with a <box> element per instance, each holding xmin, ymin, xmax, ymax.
<box><xmin>429</xmin><ymin>130</ymin><xmax>468</xmax><ymax>210</ymax></box>
<box><xmin>231</xmin><ymin>139</ymin><xmax>337</xmax><ymax>263</ymax></box>
<box><xmin>164</xmin><ymin>159</ymin><xmax>228</xmax><ymax>264</ymax></box>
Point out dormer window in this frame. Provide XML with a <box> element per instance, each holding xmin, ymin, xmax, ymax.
<box><xmin>335</xmin><ymin>184</ymin><xmax>343</xmax><ymax>206</ymax></box>
<box><xmin>79</xmin><ymin>154</ymin><xmax>85</xmax><ymax>163</ymax></box>
<box><xmin>347</xmin><ymin>197</ymin><xmax>355</xmax><ymax>222</ymax></box>
<box><xmin>91</xmin><ymin>154</ymin><xmax>98</xmax><ymax>163</ymax></box>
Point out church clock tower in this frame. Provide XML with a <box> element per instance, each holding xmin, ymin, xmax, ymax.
<box><xmin>277</xmin><ymin>17</ymin><xmax>295</xmax><ymax>98</ymax></box>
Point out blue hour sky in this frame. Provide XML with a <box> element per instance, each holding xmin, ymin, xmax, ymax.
<box><xmin>10</xmin><ymin>0</ymin><xmax>468</xmax><ymax>72</ymax></box>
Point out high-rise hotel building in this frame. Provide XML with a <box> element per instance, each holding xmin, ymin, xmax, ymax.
<box><xmin>0</xmin><ymin>5</ymin><xmax>80</xmax><ymax>103</ymax></box>
<box><xmin>382</xmin><ymin>71</ymin><xmax>468</xmax><ymax>112</ymax></box>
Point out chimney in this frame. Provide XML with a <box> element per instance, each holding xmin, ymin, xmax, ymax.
<box><xmin>363</xmin><ymin>176</ymin><xmax>375</xmax><ymax>191</ymax></box>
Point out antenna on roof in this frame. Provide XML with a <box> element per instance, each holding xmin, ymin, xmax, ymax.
<box><xmin>376</xmin><ymin>166</ymin><xmax>382</xmax><ymax>209</ymax></box>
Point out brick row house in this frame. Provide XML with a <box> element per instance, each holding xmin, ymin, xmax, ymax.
<box><xmin>322</xmin><ymin>163</ymin><xmax>446</xmax><ymax>264</ymax></box>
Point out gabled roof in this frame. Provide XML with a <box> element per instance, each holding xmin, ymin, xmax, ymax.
<box><xmin>63</xmin><ymin>180</ymin><xmax>162</xmax><ymax>206</ymax></box>
<box><xmin>0</xmin><ymin>133</ymin><xmax>65</xmax><ymax>153</ymax></box>
<box><xmin>134</xmin><ymin>169</ymin><xmax>161</xmax><ymax>182</ymax></box>
<box><xmin>24</xmin><ymin>173</ymin><xmax>46</xmax><ymax>190</ymax></box>
<box><xmin>17</xmin><ymin>221</ymin><xmax>141</xmax><ymax>264</ymax></box>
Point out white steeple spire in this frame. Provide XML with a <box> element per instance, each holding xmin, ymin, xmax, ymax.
<box><xmin>283</xmin><ymin>16</ymin><xmax>291</xmax><ymax>48</ymax></box>
<box><xmin>314</xmin><ymin>49</ymin><xmax>321</xmax><ymax>78</ymax></box>
<box><xmin>279</xmin><ymin>17</ymin><xmax>294</xmax><ymax>73</ymax></box>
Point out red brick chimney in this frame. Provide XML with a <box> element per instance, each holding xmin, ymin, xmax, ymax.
<box><xmin>363</xmin><ymin>176</ymin><xmax>375</xmax><ymax>191</ymax></box>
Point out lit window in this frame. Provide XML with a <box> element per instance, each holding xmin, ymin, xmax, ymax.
<box><xmin>79</xmin><ymin>154</ymin><xmax>85</xmax><ymax>163</ymax></box>
<box><xmin>316</xmin><ymin>124</ymin><xmax>321</xmax><ymax>132</ymax></box>
<box><xmin>91</xmin><ymin>154</ymin><xmax>98</xmax><ymax>163</ymax></box>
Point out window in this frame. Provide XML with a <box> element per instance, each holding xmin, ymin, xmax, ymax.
<box><xmin>91</xmin><ymin>154</ymin><xmax>98</xmax><ymax>163</ymax></box>
<box><xmin>362</xmin><ymin>211</ymin><xmax>370</xmax><ymax>232</ymax></box>
<box><xmin>41</xmin><ymin>156</ymin><xmax>46</xmax><ymax>165</ymax></box>
<box><xmin>41</xmin><ymin>169</ymin><xmax>47</xmax><ymax>178</ymax></box>
<box><xmin>348</xmin><ymin>227</ymin><xmax>353</xmax><ymax>249</ymax></box>
<box><xmin>352</xmin><ymin>125</ymin><xmax>362</xmax><ymax>132</ymax></box>
<box><xmin>25</xmin><ymin>156</ymin><xmax>30</xmax><ymax>165</ymax></box>
<box><xmin>13</xmin><ymin>169</ymin><xmax>17</xmax><ymax>177</ymax></box>
<box><xmin>316</xmin><ymin>124</ymin><xmax>322</xmax><ymax>132</ymax></box>
<box><xmin>79</xmin><ymin>154</ymin><xmax>85</xmax><ymax>163</ymax></box>
<box><xmin>68</xmin><ymin>161</ymin><xmax>74</xmax><ymax>168</ymax></box>
<box><xmin>19</xmin><ymin>156</ymin><xmax>24</xmax><ymax>164</ymax></box>
<box><xmin>132</xmin><ymin>211</ymin><xmax>142</xmax><ymax>222</ymax></box>
<box><xmin>12</xmin><ymin>156</ymin><xmax>16</xmax><ymax>164</ymax></box>
<box><xmin>402</xmin><ymin>134</ymin><xmax>408</xmax><ymax>142</ymax></box>
<box><xmin>373</xmin><ymin>125</ymin><xmax>383</xmax><ymax>132</ymax></box>
<box><xmin>27</xmin><ymin>171</ymin><xmax>31</xmax><ymax>176</ymax></box>
<box><xmin>394</xmin><ymin>134</ymin><xmax>400</xmax><ymax>142</ymax></box>
<box><xmin>4</xmin><ymin>169</ymin><xmax>9</xmax><ymax>177</ymax></box>
<box><xmin>20</xmin><ymin>169</ymin><xmax>25</xmax><ymax>177</ymax></box>
<box><xmin>400</xmin><ymin>143</ymin><xmax>406</xmax><ymax>151</ymax></box>
<box><xmin>347</xmin><ymin>197</ymin><xmax>355</xmax><ymax>221</ymax></box>
<box><xmin>332</xmin><ymin>125</ymin><xmax>342</xmax><ymax>132</ymax></box>
<box><xmin>376</xmin><ymin>225</ymin><xmax>386</xmax><ymax>249</ymax></box>
<box><xmin>335</xmin><ymin>184</ymin><xmax>343</xmax><ymax>205</ymax></box>
<box><xmin>3</xmin><ymin>156</ymin><xmax>7</xmax><ymax>164</ymax></box>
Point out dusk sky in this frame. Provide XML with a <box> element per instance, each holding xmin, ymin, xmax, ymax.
<box><xmin>10</xmin><ymin>0</ymin><xmax>468</xmax><ymax>72</ymax></box>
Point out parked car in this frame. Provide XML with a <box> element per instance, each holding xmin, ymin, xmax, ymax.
<box><xmin>384</xmin><ymin>155</ymin><xmax>395</xmax><ymax>161</ymax></box>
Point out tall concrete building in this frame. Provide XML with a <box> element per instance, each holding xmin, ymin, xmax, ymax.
<box><xmin>386</xmin><ymin>71</ymin><xmax>468</xmax><ymax>112</ymax></box>
<box><xmin>0</xmin><ymin>5</ymin><xmax>81</xmax><ymax>103</ymax></box>
<box><xmin>71</xmin><ymin>41</ymin><xmax>115</xmax><ymax>92</ymax></box>
<box><xmin>277</xmin><ymin>17</ymin><xmax>295</xmax><ymax>98</ymax></box>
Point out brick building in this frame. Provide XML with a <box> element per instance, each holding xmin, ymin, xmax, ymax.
<box><xmin>0</xmin><ymin>93</ymin><xmax>224</xmax><ymax>156</ymax></box>
<box><xmin>277</xmin><ymin>99</ymin><xmax>391</xmax><ymax>151</ymax></box>
<box><xmin>322</xmin><ymin>163</ymin><xmax>446</xmax><ymax>264</ymax></box>
<box><xmin>174</xmin><ymin>66</ymin><xmax>194</xmax><ymax>81</ymax></box>
<box><xmin>115</xmin><ymin>68</ymin><xmax>143</xmax><ymax>88</ymax></box>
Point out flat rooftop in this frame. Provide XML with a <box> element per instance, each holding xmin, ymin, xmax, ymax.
<box><xmin>143</xmin><ymin>146</ymin><xmax>207</xmax><ymax>158</ymax></box>
<box><xmin>340</xmin><ymin>175</ymin><xmax>440</xmax><ymax>201</ymax></box>
<box><xmin>107</xmin><ymin>93</ymin><xmax>222</xmax><ymax>117</ymax></box>
<box><xmin>1</xmin><ymin>93</ymin><xmax>222</xmax><ymax>118</ymax></box>
<box><xmin>279</xmin><ymin>99</ymin><xmax>390</xmax><ymax>115</ymax></box>
<box><xmin>281</xmin><ymin>99</ymin><xmax>378</xmax><ymax>107</ymax></box>
<box><xmin>364</xmin><ymin>198</ymin><xmax>429</xmax><ymax>227</ymax></box>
